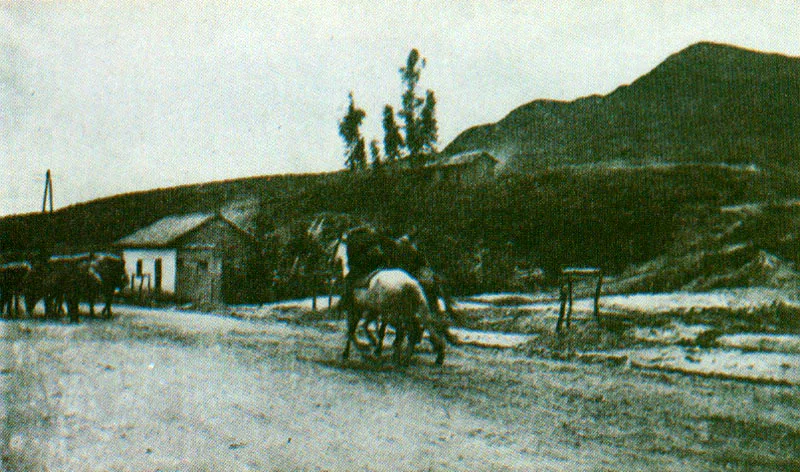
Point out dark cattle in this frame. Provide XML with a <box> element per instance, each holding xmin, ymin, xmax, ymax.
<box><xmin>23</xmin><ymin>253</ymin><xmax>125</xmax><ymax>323</ymax></box>
<box><xmin>86</xmin><ymin>253</ymin><xmax>128</xmax><ymax>318</ymax></box>
<box><xmin>43</xmin><ymin>254</ymin><xmax>95</xmax><ymax>322</ymax></box>
<box><xmin>23</xmin><ymin>259</ymin><xmax>51</xmax><ymax>317</ymax></box>
<box><xmin>342</xmin><ymin>269</ymin><xmax>445</xmax><ymax>365</ymax></box>
<box><xmin>0</xmin><ymin>262</ymin><xmax>32</xmax><ymax>319</ymax></box>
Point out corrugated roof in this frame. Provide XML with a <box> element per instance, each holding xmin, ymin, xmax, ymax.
<box><xmin>115</xmin><ymin>213</ymin><xmax>215</xmax><ymax>247</ymax></box>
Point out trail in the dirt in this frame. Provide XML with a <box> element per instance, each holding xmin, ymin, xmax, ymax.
<box><xmin>0</xmin><ymin>310</ymin><xmax>580</xmax><ymax>471</ymax></box>
<box><xmin>1</xmin><ymin>306</ymin><xmax>799</xmax><ymax>471</ymax></box>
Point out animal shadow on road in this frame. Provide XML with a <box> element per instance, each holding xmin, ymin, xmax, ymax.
<box><xmin>312</xmin><ymin>353</ymin><xmax>437</xmax><ymax>373</ymax></box>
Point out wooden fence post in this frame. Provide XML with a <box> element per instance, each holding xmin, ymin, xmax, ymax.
<box><xmin>566</xmin><ymin>275</ymin><xmax>574</xmax><ymax>329</ymax></box>
<box><xmin>594</xmin><ymin>272</ymin><xmax>603</xmax><ymax>325</ymax></box>
<box><xmin>556</xmin><ymin>267</ymin><xmax>603</xmax><ymax>333</ymax></box>
<box><xmin>556</xmin><ymin>280</ymin><xmax>567</xmax><ymax>334</ymax></box>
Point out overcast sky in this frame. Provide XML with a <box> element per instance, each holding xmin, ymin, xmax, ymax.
<box><xmin>1</xmin><ymin>1</ymin><xmax>799</xmax><ymax>215</ymax></box>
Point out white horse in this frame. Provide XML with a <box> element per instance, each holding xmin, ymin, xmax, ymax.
<box><xmin>341</xmin><ymin>268</ymin><xmax>446</xmax><ymax>365</ymax></box>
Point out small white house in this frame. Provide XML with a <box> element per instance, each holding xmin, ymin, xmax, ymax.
<box><xmin>114</xmin><ymin>212</ymin><xmax>260</xmax><ymax>304</ymax></box>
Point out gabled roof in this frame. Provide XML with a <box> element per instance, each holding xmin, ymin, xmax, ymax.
<box><xmin>425</xmin><ymin>150</ymin><xmax>499</xmax><ymax>168</ymax></box>
<box><xmin>114</xmin><ymin>213</ymin><xmax>216</xmax><ymax>248</ymax></box>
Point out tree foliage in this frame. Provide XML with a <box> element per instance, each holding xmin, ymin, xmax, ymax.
<box><xmin>382</xmin><ymin>105</ymin><xmax>404</xmax><ymax>163</ymax></box>
<box><xmin>394</xmin><ymin>49</ymin><xmax>438</xmax><ymax>166</ymax></box>
<box><xmin>398</xmin><ymin>49</ymin><xmax>426</xmax><ymax>163</ymax></box>
<box><xmin>338</xmin><ymin>92</ymin><xmax>367</xmax><ymax>171</ymax></box>
<box><xmin>369</xmin><ymin>139</ymin><xmax>382</xmax><ymax>169</ymax></box>
<box><xmin>420</xmin><ymin>90</ymin><xmax>438</xmax><ymax>155</ymax></box>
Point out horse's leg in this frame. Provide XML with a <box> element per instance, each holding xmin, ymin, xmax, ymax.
<box><xmin>68</xmin><ymin>297</ymin><xmax>79</xmax><ymax>323</ymax></box>
<box><xmin>104</xmin><ymin>290</ymin><xmax>114</xmax><ymax>318</ymax></box>
<box><xmin>362</xmin><ymin>317</ymin><xmax>379</xmax><ymax>348</ymax></box>
<box><xmin>427</xmin><ymin>323</ymin><xmax>446</xmax><ymax>365</ymax></box>
<box><xmin>342</xmin><ymin>307</ymin><xmax>359</xmax><ymax>360</ymax></box>
<box><xmin>24</xmin><ymin>295</ymin><xmax>36</xmax><ymax>318</ymax></box>
<box><xmin>419</xmin><ymin>309</ymin><xmax>446</xmax><ymax>365</ymax></box>
<box><xmin>55</xmin><ymin>294</ymin><xmax>66</xmax><ymax>317</ymax></box>
<box><xmin>374</xmin><ymin>320</ymin><xmax>388</xmax><ymax>357</ymax></box>
<box><xmin>405</xmin><ymin>321</ymin><xmax>418</xmax><ymax>362</ymax></box>
<box><xmin>392</xmin><ymin>323</ymin><xmax>407</xmax><ymax>365</ymax></box>
<box><xmin>353</xmin><ymin>312</ymin><xmax>378</xmax><ymax>355</ymax></box>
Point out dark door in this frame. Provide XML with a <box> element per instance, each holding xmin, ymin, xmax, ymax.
<box><xmin>154</xmin><ymin>258</ymin><xmax>163</xmax><ymax>291</ymax></box>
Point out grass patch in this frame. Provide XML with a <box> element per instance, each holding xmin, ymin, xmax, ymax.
<box><xmin>676</xmin><ymin>301</ymin><xmax>800</xmax><ymax>334</ymax></box>
<box><xmin>519</xmin><ymin>319</ymin><xmax>637</xmax><ymax>359</ymax></box>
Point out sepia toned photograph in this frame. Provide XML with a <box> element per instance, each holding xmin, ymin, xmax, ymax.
<box><xmin>1</xmin><ymin>1</ymin><xmax>799</xmax><ymax>470</ymax></box>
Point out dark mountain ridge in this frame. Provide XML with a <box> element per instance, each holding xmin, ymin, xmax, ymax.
<box><xmin>444</xmin><ymin>42</ymin><xmax>800</xmax><ymax>173</ymax></box>
<box><xmin>3</xmin><ymin>42</ymin><xmax>800</xmax><ymax>296</ymax></box>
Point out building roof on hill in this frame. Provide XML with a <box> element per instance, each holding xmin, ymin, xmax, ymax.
<box><xmin>425</xmin><ymin>150</ymin><xmax>499</xmax><ymax>168</ymax></box>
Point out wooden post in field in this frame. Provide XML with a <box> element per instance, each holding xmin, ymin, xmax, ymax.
<box><xmin>566</xmin><ymin>275</ymin><xmax>574</xmax><ymax>329</ymax></box>
<box><xmin>328</xmin><ymin>277</ymin><xmax>334</xmax><ymax>309</ymax></box>
<box><xmin>594</xmin><ymin>272</ymin><xmax>604</xmax><ymax>325</ymax></box>
<box><xmin>556</xmin><ymin>267</ymin><xmax>603</xmax><ymax>333</ymax></box>
<box><xmin>557</xmin><ymin>282</ymin><xmax>568</xmax><ymax>333</ymax></box>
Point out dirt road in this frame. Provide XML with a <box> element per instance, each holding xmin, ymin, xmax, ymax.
<box><xmin>1</xmin><ymin>306</ymin><xmax>799</xmax><ymax>471</ymax></box>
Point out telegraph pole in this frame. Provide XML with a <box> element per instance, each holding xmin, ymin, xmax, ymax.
<box><xmin>42</xmin><ymin>169</ymin><xmax>54</xmax><ymax>213</ymax></box>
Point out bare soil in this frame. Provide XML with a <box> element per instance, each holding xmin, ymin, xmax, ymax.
<box><xmin>1</xmin><ymin>305</ymin><xmax>799</xmax><ymax>471</ymax></box>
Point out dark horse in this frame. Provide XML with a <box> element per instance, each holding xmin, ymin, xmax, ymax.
<box><xmin>0</xmin><ymin>261</ymin><xmax>32</xmax><ymax>318</ymax></box>
<box><xmin>86</xmin><ymin>253</ymin><xmax>128</xmax><ymax>318</ymax></box>
<box><xmin>333</xmin><ymin>226</ymin><xmax>459</xmax><ymax>359</ymax></box>
<box><xmin>24</xmin><ymin>253</ymin><xmax>127</xmax><ymax>322</ymax></box>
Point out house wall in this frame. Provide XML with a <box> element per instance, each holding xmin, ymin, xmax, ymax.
<box><xmin>119</xmin><ymin>218</ymin><xmax>260</xmax><ymax>305</ymax></box>
<box><xmin>176</xmin><ymin>247</ymin><xmax>223</xmax><ymax>304</ymax></box>
<box><xmin>175</xmin><ymin>220</ymin><xmax>259</xmax><ymax>304</ymax></box>
<box><xmin>121</xmin><ymin>248</ymin><xmax>177</xmax><ymax>293</ymax></box>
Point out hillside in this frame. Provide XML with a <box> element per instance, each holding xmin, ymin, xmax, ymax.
<box><xmin>3</xmin><ymin>42</ymin><xmax>800</xmax><ymax>297</ymax></box>
<box><xmin>444</xmin><ymin>42</ymin><xmax>800</xmax><ymax>174</ymax></box>
<box><xmin>0</xmin><ymin>171</ymin><xmax>342</xmax><ymax>257</ymax></box>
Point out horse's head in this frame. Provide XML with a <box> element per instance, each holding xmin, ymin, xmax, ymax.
<box><xmin>332</xmin><ymin>236</ymin><xmax>350</xmax><ymax>279</ymax></box>
<box><xmin>394</xmin><ymin>234</ymin><xmax>428</xmax><ymax>270</ymax></box>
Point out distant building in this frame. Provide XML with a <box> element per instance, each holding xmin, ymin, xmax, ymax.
<box><xmin>114</xmin><ymin>212</ymin><xmax>261</xmax><ymax>305</ymax></box>
<box><xmin>423</xmin><ymin>150</ymin><xmax>499</xmax><ymax>185</ymax></box>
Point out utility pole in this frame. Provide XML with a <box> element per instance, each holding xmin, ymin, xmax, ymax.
<box><xmin>42</xmin><ymin>169</ymin><xmax>54</xmax><ymax>213</ymax></box>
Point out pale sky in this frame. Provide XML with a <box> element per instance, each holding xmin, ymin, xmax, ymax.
<box><xmin>1</xmin><ymin>1</ymin><xmax>799</xmax><ymax>215</ymax></box>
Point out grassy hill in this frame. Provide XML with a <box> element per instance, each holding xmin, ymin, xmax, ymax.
<box><xmin>0</xmin><ymin>172</ymin><xmax>341</xmax><ymax>258</ymax></box>
<box><xmin>444</xmin><ymin>42</ymin><xmax>800</xmax><ymax>175</ymax></box>
<box><xmin>3</xmin><ymin>42</ymin><xmax>800</xmax><ymax>297</ymax></box>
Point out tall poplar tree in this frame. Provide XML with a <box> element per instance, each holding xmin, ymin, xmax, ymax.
<box><xmin>338</xmin><ymin>92</ymin><xmax>367</xmax><ymax>171</ymax></box>
<box><xmin>369</xmin><ymin>139</ymin><xmax>382</xmax><ymax>169</ymax></box>
<box><xmin>419</xmin><ymin>90</ymin><xmax>438</xmax><ymax>155</ymax></box>
<box><xmin>382</xmin><ymin>105</ymin><xmax>404</xmax><ymax>164</ymax></box>
<box><xmin>398</xmin><ymin>49</ymin><xmax>425</xmax><ymax>163</ymax></box>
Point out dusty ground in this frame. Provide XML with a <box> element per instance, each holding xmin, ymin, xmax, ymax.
<box><xmin>1</xmin><ymin>305</ymin><xmax>799</xmax><ymax>471</ymax></box>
